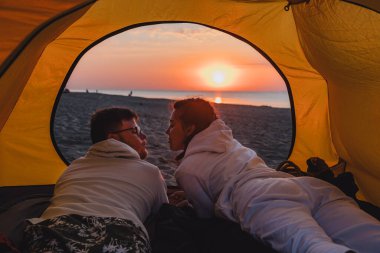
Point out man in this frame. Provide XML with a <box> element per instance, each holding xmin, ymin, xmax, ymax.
<box><xmin>24</xmin><ymin>107</ymin><xmax>168</xmax><ymax>253</ymax></box>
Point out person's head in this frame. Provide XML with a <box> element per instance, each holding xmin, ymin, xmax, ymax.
<box><xmin>91</xmin><ymin>107</ymin><xmax>148</xmax><ymax>159</ymax></box>
<box><xmin>166</xmin><ymin>98</ymin><xmax>217</xmax><ymax>159</ymax></box>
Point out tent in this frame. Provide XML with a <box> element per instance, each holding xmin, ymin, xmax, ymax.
<box><xmin>0</xmin><ymin>0</ymin><xmax>379</xmax><ymax>208</ymax></box>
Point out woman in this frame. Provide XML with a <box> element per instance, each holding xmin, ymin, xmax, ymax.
<box><xmin>166</xmin><ymin>98</ymin><xmax>380</xmax><ymax>253</ymax></box>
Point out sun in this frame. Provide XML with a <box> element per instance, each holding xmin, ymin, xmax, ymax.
<box><xmin>199</xmin><ymin>63</ymin><xmax>239</xmax><ymax>89</ymax></box>
<box><xmin>212</xmin><ymin>71</ymin><xmax>225</xmax><ymax>84</ymax></box>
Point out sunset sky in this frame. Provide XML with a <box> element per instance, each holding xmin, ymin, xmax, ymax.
<box><xmin>67</xmin><ymin>23</ymin><xmax>286</xmax><ymax>92</ymax></box>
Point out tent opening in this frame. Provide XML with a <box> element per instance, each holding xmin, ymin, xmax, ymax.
<box><xmin>52</xmin><ymin>22</ymin><xmax>292</xmax><ymax>184</ymax></box>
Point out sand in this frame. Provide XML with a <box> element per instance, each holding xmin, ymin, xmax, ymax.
<box><xmin>54</xmin><ymin>92</ymin><xmax>292</xmax><ymax>186</ymax></box>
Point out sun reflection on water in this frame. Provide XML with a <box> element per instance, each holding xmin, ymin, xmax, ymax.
<box><xmin>214</xmin><ymin>96</ymin><xmax>222</xmax><ymax>104</ymax></box>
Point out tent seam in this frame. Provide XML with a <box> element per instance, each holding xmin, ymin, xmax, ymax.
<box><xmin>0</xmin><ymin>0</ymin><xmax>97</xmax><ymax>78</ymax></box>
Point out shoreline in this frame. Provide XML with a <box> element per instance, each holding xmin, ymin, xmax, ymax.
<box><xmin>65</xmin><ymin>89</ymin><xmax>291</xmax><ymax>109</ymax></box>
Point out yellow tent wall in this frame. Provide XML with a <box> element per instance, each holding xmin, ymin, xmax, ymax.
<box><xmin>0</xmin><ymin>0</ymin><xmax>379</xmax><ymax>206</ymax></box>
<box><xmin>0</xmin><ymin>0</ymin><xmax>95</xmax><ymax>131</ymax></box>
<box><xmin>292</xmin><ymin>1</ymin><xmax>380</xmax><ymax>203</ymax></box>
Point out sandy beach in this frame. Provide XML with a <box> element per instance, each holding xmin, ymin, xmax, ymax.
<box><xmin>54</xmin><ymin>92</ymin><xmax>292</xmax><ymax>186</ymax></box>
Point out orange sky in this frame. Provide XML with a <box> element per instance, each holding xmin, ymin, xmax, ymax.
<box><xmin>67</xmin><ymin>23</ymin><xmax>286</xmax><ymax>92</ymax></box>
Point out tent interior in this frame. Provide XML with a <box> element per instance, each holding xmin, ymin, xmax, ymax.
<box><xmin>1</xmin><ymin>0</ymin><xmax>380</xmax><ymax>251</ymax></box>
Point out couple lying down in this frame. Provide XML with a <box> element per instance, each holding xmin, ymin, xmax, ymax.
<box><xmin>24</xmin><ymin>98</ymin><xmax>380</xmax><ymax>253</ymax></box>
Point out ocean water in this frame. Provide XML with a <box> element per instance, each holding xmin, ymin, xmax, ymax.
<box><xmin>70</xmin><ymin>89</ymin><xmax>290</xmax><ymax>108</ymax></box>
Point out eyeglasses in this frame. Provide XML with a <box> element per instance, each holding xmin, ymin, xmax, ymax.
<box><xmin>110</xmin><ymin>126</ymin><xmax>142</xmax><ymax>136</ymax></box>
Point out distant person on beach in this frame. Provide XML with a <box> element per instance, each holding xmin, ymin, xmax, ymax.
<box><xmin>24</xmin><ymin>107</ymin><xmax>168</xmax><ymax>253</ymax></box>
<box><xmin>166</xmin><ymin>98</ymin><xmax>380</xmax><ymax>253</ymax></box>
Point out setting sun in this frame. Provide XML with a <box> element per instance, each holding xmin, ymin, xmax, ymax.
<box><xmin>199</xmin><ymin>63</ymin><xmax>239</xmax><ymax>89</ymax></box>
<box><xmin>212</xmin><ymin>71</ymin><xmax>225</xmax><ymax>84</ymax></box>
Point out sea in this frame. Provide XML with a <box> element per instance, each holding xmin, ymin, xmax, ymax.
<box><xmin>69</xmin><ymin>89</ymin><xmax>290</xmax><ymax>108</ymax></box>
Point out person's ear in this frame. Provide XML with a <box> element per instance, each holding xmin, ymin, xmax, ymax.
<box><xmin>107</xmin><ymin>132</ymin><xmax>118</xmax><ymax>140</ymax></box>
<box><xmin>185</xmin><ymin>124</ymin><xmax>196</xmax><ymax>137</ymax></box>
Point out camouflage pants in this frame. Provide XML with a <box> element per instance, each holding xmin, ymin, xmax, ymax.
<box><xmin>24</xmin><ymin>214</ymin><xmax>151</xmax><ymax>253</ymax></box>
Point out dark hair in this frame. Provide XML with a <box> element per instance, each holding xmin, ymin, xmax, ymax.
<box><xmin>90</xmin><ymin>107</ymin><xmax>138</xmax><ymax>144</ymax></box>
<box><xmin>173</xmin><ymin>98</ymin><xmax>218</xmax><ymax>160</ymax></box>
